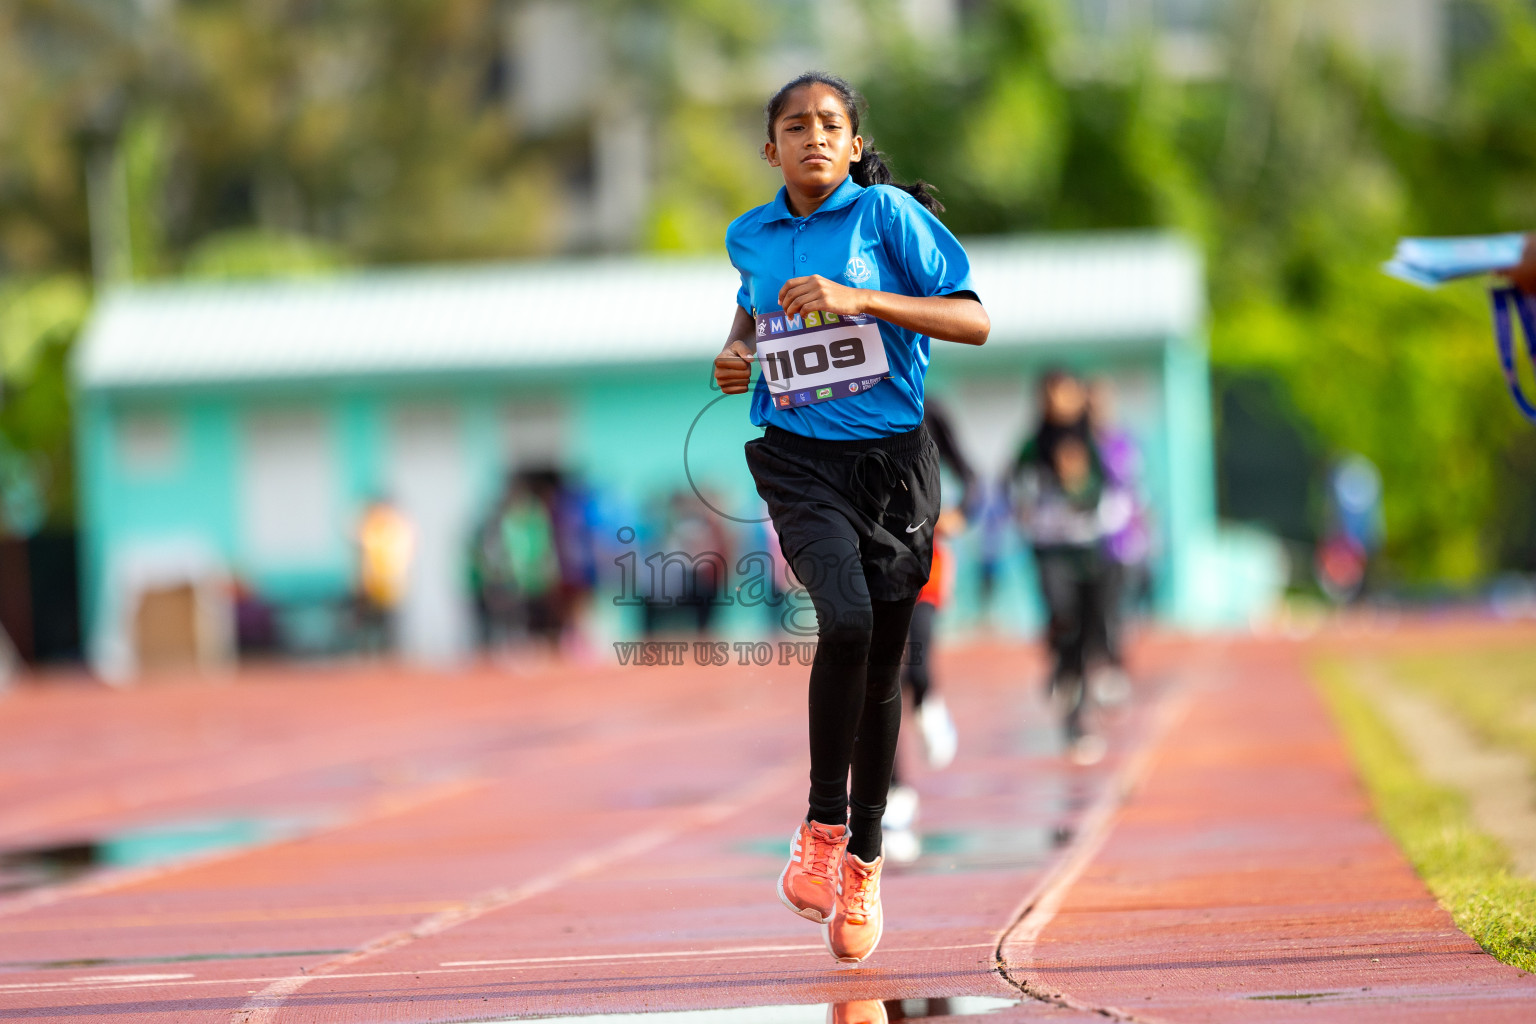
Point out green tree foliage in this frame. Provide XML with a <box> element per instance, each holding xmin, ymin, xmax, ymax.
<box><xmin>0</xmin><ymin>274</ymin><xmax>88</xmax><ymax>530</ymax></box>
<box><xmin>1</xmin><ymin>0</ymin><xmax>1534</xmax><ymax>580</ymax></box>
<box><xmin>855</xmin><ymin>0</ymin><xmax>1536</xmax><ymax>583</ymax></box>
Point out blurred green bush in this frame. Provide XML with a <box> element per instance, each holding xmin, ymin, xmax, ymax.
<box><xmin>3</xmin><ymin>0</ymin><xmax>1535</xmax><ymax>581</ymax></box>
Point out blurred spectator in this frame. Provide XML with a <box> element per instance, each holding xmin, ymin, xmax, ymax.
<box><xmin>642</xmin><ymin>489</ymin><xmax>731</xmax><ymax>636</ymax></box>
<box><xmin>1315</xmin><ymin>453</ymin><xmax>1383</xmax><ymax>604</ymax></box>
<box><xmin>231</xmin><ymin>577</ymin><xmax>279</xmax><ymax>656</ymax></box>
<box><xmin>542</xmin><ymin>470</ymin><xmax>601</xmax><ymax>655</ymax></box>
<box><xmin>1012</xmin><ymin>371</ymin><xmax>1131</xmax><ymax>766</ymax></box>
<box><xmin>1087</xmin><ymin>378</ymin><xmax>1152</xmax><ymax>704</ymax></box>
<box><xmin>475</xmin><ymin>471</ymin><xmax>561</xmax><ymax>649</ymax></box>
<box><xmin>354</xmin><ymin>496</ymin><xmax>416</xmax><ymax>655</ymax></box>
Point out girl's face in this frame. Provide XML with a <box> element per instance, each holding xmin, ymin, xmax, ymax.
<box><xmin>1045</xmin><ymin>377</ymin><xmax>1086</xmax><ymax>424</ymax></box>
<box><xmin>765</xmin><ymin>83</ymin><xmax>864</xmax><ymax>198</ymax></box>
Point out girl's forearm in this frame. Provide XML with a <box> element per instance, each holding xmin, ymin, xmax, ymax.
<box><xmin>723</xmin><ymin>305</ymin><xmax>757</xmax><ymax>353</ymax></box>
<box><xmin>860</xmin><ymin>291</ymin><xmax>989</xmax><ymax>346</ymax></box>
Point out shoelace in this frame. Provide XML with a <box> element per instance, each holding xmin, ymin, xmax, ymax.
<box><xmin>842</xmin><ymin>863</ymin><xmax>879</xmax><ymax>923</ymax></box>
<box><xmin>804</xmin><ymin>827</ymin><xmax>842</xmax><ymax>880</ymax></box>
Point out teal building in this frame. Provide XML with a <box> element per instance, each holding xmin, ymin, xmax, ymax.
<box><xmin>73</xmin><ymin>233</ymin><xmax>1282</xmax><ymax>676</ymax></box>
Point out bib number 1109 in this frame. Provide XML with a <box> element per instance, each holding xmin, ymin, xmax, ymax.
<box><xmin>752</xmin><ymin>310</ymin><xmax>889</xmax><ymax>408</ymax></box>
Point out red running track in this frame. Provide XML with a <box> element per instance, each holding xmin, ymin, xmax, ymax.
<box><xmin>0</xmin><ymin>627</ymin><xmax>1528</xmax><ymax>1022</ymax></box>
<box><xmin>1004</xmin><ymin>629</ymin><xmax>1536</xmax><ymax>1021</ymax></box>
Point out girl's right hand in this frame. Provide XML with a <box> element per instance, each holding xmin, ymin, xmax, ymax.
<box><xmin>714</xmin><ymin>340</ymin><xmax>755</xmax><ymax>394</ymax></box>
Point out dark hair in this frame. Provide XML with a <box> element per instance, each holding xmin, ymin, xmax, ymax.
<box><xmin>1025</xmin><ymin>369</ymin><xmax>1093</xmax><ymax>479</ymax></box>
<box><xmin>763</xmin><ymin>71</ymin><xmax>943</xmax><ymax>213</ymax></box>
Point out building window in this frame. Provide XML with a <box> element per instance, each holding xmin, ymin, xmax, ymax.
<box><xmin>240</xmin><ymin>410</ymin><xmax>340</xmax><ymax>567</ymax></box>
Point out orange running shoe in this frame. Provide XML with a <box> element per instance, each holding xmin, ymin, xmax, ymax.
<box><xmin>827</xmin><ymin>998</ymin><xmax>888</xmax><ymax>1024</ymax></box>
<box><xmin>778</xmin><ymin>820</ymin><xmax>848</xmax><ymax>923</ymax></box>
<box><xmin>825</xmin><ymin>851</ymin><xmax>884</xmax><ymax>963</ymax></box>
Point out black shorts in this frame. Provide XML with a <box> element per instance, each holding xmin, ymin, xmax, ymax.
<box><xmin>745</xmin><ymin>423</ymin><xmax>941</xmax><ymax>603</ymax></box>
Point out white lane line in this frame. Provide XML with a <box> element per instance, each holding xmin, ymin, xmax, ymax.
<box><xmin>229</xmin><ymin>761</ymin><xmax>800</xmax><ymax>1024</ymax></box>
<box><xmin>440</xmin><ymin>943</ymin><xmax>822</xmax><ymax>966</ymax></box>
<box><xmin>993</xmin><ymin>661</ymin><xmax>1205</xmax><ymax>1024</ymax></box>
<box><xmin>0</xmin><ymin>942</ymin><xmax>999</xmax><ymax>997</ymax></box>
<box><xmin>0</xmin><ymin>972</ymin><xmax>195</xmax><ymax>991</ymax></box>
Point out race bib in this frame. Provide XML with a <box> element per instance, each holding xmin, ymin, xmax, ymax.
<box><xmin>753</xmin><ymin>310</ymin><xmax>889</xmax><ymax>409</ymax></box>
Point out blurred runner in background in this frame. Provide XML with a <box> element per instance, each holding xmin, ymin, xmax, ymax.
<box><xmin>1087</xmin><ymin>378</ymin><xmax>1151</xmax><ymax>706</ymax></box>
<box><xmin>882</xmin><ymin>400</ymin><xmax>974</xmax><ymax>864</ymax></box>
<box><xmin>1012</xmin><ymin>371</ymin><xmax>1130</xmax><ymax>766</ymax></box>
<box><xmin>354</xmin><ymin>495</ymin><xmax>415</xmax><ymax>655</ymax></box>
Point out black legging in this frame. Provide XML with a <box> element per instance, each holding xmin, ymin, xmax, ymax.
<box><xmin>890</xmin><ymin>599</ymin><xmax>937</xmax><ymax>789</ymax></box>
<box><xmin>793</xmin><ymin>536</ymin><xmax>918</xmax><ymax>863</ymax></box>
<box><xmin>1035</xmin><ymin>546</ymin><xmax>1110</xmax><ymax>740</ymax></box>
<box><xmin>901</xmin><ymin>600</ymin><xmax>936</xmax><ymax>708</ymax></box>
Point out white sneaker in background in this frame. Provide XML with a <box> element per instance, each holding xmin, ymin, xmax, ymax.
<box><xmin>881</xmin><ymin>784</ymin><xmax>922</xmax><ymax>864</ymax></box>
<box><xmin>917</xmin><ymin>696</ymin><xmax>958</xmax><ymax>769</ymax></box>
<box><xmin>882</xmin><ymin>824</ymin><xmax>921</xmax><ymax>865</ymax></box>
<box><xmin>1092</xmin><ymin>666</ymin><xmax>1132</xmax><ymax>707</ymax></box>
<box><xmin>883</xmin><ymin>784</ymin><xmax>920</xmax><ymax>832</ymax></box>
<box><xmin>882</xmin><ymin>784</ymin><xmax>922</xmax><ymax>865</ymax></box>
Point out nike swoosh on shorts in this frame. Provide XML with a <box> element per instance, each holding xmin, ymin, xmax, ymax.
<box><xmin>905</xmin><ymin>519</ymin><xmax>928</xmax><ymax>533</ymax></box>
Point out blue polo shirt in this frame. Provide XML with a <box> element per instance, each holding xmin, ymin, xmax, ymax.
<box><xmin>726</xmin><ymin>176</ymin><xmax>978</xmax><ymax>440</ymax></box>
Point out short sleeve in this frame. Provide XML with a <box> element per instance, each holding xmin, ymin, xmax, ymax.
<box><xmin>735</xmin><ymin>268</ymin><xmax>752</xmax><ymax>314</ymax></box>
<box><xmin>882</xmin><ymin>191</ymin><xmax>978</xmax><ymax>301</ymax></box>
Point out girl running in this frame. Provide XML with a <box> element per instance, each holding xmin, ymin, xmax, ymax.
<box><xmin>1012</xmin><ymin>371</ymin><xmax>1131</xmax><ymax>766</ymax></box>
<box><xmin>713</xmin><ymin>72</ymin><xmax>988</xmax><ymax>963</ymax></box>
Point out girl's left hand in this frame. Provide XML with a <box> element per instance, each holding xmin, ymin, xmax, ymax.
<box><xmin>778</xmin><ymin>275</ymin><xmax>867</xmax><ymax>317</ymax></box>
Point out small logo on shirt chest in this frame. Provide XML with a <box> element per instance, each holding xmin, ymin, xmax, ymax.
<box><xmin>844</xmin><ymin>256</ymin><xmax>872</xmax><ymax>285</ymax></box>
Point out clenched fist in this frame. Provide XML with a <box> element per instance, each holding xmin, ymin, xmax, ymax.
<box><xmin>778</xmin><ymin>275</ymin><xmax>868</xmax><ymax>317</ymax></box>
<box><xmin>714</xmin><ymin>339</ymin><xmax>755</xmax><ymax>394</ymax></box>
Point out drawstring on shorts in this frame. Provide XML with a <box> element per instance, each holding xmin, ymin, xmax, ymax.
<box><xmin>850</xmin><ymin>448</ymin><xmax>904</xmax><ymax>522</ymax></box>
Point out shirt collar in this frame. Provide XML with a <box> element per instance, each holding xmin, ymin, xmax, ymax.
<box><xmin>765</xmin><ymin>175</ymin><xmax>864</xmax><ymax>224</ymax></box>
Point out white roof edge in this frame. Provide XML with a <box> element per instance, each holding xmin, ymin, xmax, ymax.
<box><xmin>76</xmin><ymin>232</ymin><xmax>1203</xmax><ymax>392</ymax></box>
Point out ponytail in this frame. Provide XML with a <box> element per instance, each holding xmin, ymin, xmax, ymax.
<box><xmin>764</xmin><ymin>71</ymin><xmax>945</xmax><ymax>215</ymax></box>
<box><xmin>849</xmin><ymin>147</ymin><xmax>944</xmax><ymax>214</ymax></box>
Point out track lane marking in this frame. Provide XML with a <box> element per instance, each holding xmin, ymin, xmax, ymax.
<box><xmin>992</xmin><ymin>656</ymin><xmax>1209</xmax><ymax>1024</ymax></box>
<box><xmin>439</xmin><ymin>943</ymin><xmax>822</xmax><ymax>966</ymax></box>
<box><xmin>229</xmin><ymin>760</ymin><xmax>801</xmax><ymax>1024</ymax></box>
<box><xmin>0</xmin><ymin>943</ymin><xmax>998</xmax><ymax>997</ymax></box>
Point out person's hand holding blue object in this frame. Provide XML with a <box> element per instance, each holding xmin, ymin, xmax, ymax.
<box><xmin>1383</xmin><ymin>233</ymin><xmax>1529</xmax><ymax>287</ymax></box>
<box><xmin>1385</xmin><ymin>233</ymin><xmax>1536</xmax><ymax>424</ymax></box>
<box><xmin>1502</xmin><ymin>235</ymin><xmax>1536</xmax><ymax>295</ymax></box>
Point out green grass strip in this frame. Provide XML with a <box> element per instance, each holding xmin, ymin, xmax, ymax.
<box><xmin>1314</xmin><ymin>659</ymin><xmax>1536</xmax><ymax>975</ymax></box>
<box><xmin>1388</xmin><ymin>647</ymin><xmax>1536</xmax><ymax>768</ymax></box>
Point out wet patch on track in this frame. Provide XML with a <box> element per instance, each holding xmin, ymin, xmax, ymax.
<box><xmin>0</xmin><ymin>814</ymin><xmax>330</xmax><ymax>894</ymax></box>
